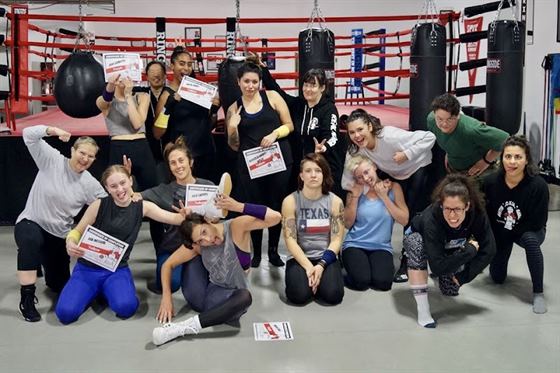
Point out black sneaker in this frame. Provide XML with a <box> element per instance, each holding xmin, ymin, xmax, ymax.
<box><xmin>19</xmin><ymin>286</ymin><xmax>41</xmax><ymax>322</ymax></box>
<box><xmin>393</xmin><ymin>256</ymin><xmax>408</xmax><ymax>283</ymax></box>
<box><xmin>251</xmin><ymin>256</ymin><xmax>262</xmax><ymax>268</ymax></box>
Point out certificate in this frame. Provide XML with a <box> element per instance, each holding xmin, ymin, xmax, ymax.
<box><xmin>77</xmin><ymin>225</ymin><xmax>129</xmax><ymax>272</ymax></box>
<box><xmin>102</xmin><ymin>52</ymin><xmax>143</xmax><ymax>82</ymax></box>
<box><xmin>253</xmin><ymin>321</ymin><xmax>294</xmax><ymax>341</ymax></box>
<box><xmin>242</xmin><ymin>142</ymin><xmax>286</xmax><ymax>180</ymax></box>
<box><xmin>177</xmin><ymin>76</ymin><xmax>217</xmax><ymax>109</ymax></box>
<box><xmin>185</xmin><ymin>184</ymin><xmax>222</xmax><ymax>218</ymax></box>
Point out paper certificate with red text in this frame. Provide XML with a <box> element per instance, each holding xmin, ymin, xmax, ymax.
<box><xmin>178</xmin><ymin>76</ymin><xmax>217</xmax><ymax>109</ymax></box>
<box><xmin>102</xmin><ymin>53</ymin><xmax>143</xmax><ymax>82</ymax></box>
<box><xmin>253</xmin><ymin>321</ymin><xmax>294</xmax><ymax>341</ymax></box>
<box><xmin>242</xmin><ymin>143</ymin><xmax>286</xmax><ymax>180</ymax></box>
<box><xmin>77</xmin><ymin>225</ymin><xmax>128</xmax><ymax>272</ymax></box>
<box><xmin>185</xmin><ymin>184</ymin><xmax>221</xmax><ymax>217</ymax></box>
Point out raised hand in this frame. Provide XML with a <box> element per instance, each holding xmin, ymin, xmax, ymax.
<box><xmin>313</xmin><ymin>137</ymin><xmax>327</xmax><ymax>153</ymax></box>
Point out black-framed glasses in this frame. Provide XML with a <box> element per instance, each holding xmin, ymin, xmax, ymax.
<box><xmin>441</xmin><ymin>206</ymin><xmax>466</xmax><ymax>215</ymax></box>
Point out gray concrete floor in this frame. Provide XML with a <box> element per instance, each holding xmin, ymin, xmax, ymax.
<box><xmin>0</xmin><ymin>214</ymin><xmax>559</xmax><ymax>373</ymax></box>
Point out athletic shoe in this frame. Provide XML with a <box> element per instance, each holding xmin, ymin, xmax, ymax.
<box><xmin>218</xmin><ymin>172</ymin><xmax>232</xmax><ymax>218</ymax></box>
<box><xmin>268</xmin><ymin>248</ymin><xmax>285</xmax><ymax>267</ymax></box>
<box><xmin>393</xmin><ymin>255</ymin><xmax>408</xmax><ymax>283</ymax></box>
<box><xmin>152</xmin><ymin>319</ymin><xmax>198</xmax><ymax>346</ymax></box>
<box><xmin>19</xmin><ymin>287</ymin><xmax>41</xmax><ymax>322</ymax></box>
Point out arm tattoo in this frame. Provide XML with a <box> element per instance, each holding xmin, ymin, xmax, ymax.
<box><xmin>331</xmin><ymin>203</ymin><xmax>344</xmax><ymax>235</ymax></box>
<box><xmin>228</xmin><ymin>131</ymin><xmax>240</xmax><ymax>148</ymax></box>
<box><xmin>283</xmin><ymin>218</ymin><xmax>298</xmax><ymax>240</ymax></box>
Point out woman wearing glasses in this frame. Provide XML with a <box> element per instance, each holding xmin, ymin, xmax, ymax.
<box><xmin>403</xmin><ymin>174</ymin><xmax>495</xmax><ymax>328</ymax></box>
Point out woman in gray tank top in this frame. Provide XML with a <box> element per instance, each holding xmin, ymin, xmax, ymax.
<box><xmin>281</xmin><ymin>153</ymin><xmax>345</xmax><ymax>305</ymax></box>
<box><xmin>152</xmin><ymin>195</ymin><xmax>281</xmax><ymax>346</ymax></box>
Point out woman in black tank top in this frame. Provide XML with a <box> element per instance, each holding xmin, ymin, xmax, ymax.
<box><xmin>57</xmin><ymin>165</ymin><xmax>189</xmax><ymax>325</ymax></box>
<box><xmin>225</xmin><ymin>62</ymin><xmax>294</xmax><ymax>268</ymax></box>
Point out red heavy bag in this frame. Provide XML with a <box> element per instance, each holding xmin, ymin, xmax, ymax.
<box><xmin>54</xmin><ymin>52</ymin><xmax>105</xmax><ymax>118</ymax></box>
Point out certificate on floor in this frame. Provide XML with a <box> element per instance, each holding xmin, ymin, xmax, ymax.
<box><xmin>253</xmin><ymin>321</ymin><xmax>294</xmax><ymax>341</ymax></box>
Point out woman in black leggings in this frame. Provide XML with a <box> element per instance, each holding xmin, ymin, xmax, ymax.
<box><xmin>482</xmin><ymin>135</ymin><xmax>549</xmax><ymax>314</ymax></box>
<box><xmin>281</xmin><ymin>153</ymin><xmax>345</xmax><ymax>305</ymax></box>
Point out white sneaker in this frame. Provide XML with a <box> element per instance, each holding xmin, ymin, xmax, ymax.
<box><xmin>152</xmin><ymin>320</ymin><xmax>198</xmax><ymax>346</ymax></box>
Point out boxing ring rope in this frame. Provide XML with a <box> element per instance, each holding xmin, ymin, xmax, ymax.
<box><xmin>2</xmin><ymin>6</ymin><xmax>462</xmax><ymax>131</ymax></box>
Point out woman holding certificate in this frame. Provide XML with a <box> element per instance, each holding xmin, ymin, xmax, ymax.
<box><xmin>57</xmin><ymin>165</ymin><xmax>188</xmax><ymax>325</ymax></box>
<box><xmin>153</xmin><ymin>46</ymin><xmax>220</xmax><ymax>183</ymax></box>
<box><xmin>226</xmin><ymin>61</ymin><xmax>294</xmax><ymax>268</ymax></box>
<box><xmin>152</xmin><ymin>196</ymin><xmax>281</xmax><ymax>346</ymax></box>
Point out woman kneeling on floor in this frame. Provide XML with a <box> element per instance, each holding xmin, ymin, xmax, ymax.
<box><xmin>342</xmin><ymin>155</ymin><xmax>408</xmax><ymax>291</ymax></box>
<box><xmin>152</xmin><ymin>196</ymin><xmax>281</xmax><ymax>346</ymax></box>
<box><xmin>281</xmin><ymin>153</ymin><xmax>345</xmax><ymax>305</ymax></box>
<box><xmin>404</xmin><ymin>174</ymin><xmax>496</xmax><ymax>328</ymax></box>
<box><xmin>57</xmin><ymin>165</ymin><xmax>188</xmax><ymax>324</ymax></box>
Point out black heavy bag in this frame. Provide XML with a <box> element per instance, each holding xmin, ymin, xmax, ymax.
<box><xmin>409</xmin><ymin>23</ymin><xmax>446</xmax><ymax>131</ymax></box>
<box><xmin>218</xmin><ymin>56</ymin><xmax>245</xmax><ymax>113</ymax></box>
<box><xmin>486</xmin><ymin>20</ymin><xmax>525</xmax><ymax>135</ymax></box>
<box><xmin>298</xmin><ymin>28</ymin><xmax>335</xmax><ymax>98</ymax></box>
<box><xmin>54</xmin><ymin>52</ymin><xmax>105</xmax><ymax>118</ymax></box>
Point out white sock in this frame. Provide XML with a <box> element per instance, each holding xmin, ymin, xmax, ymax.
<box><xmin>533</xmin><ymin>293</ymin><xmax>547</xmax><ymax>314</ymax></box>
<box><xmin>411</xmin><ymin>284</ymin><xmax>436</xmax><ymax>328</ymax></box>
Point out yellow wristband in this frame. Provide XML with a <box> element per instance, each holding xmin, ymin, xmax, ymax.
<box><xmin>274</xmin><ymin>125</ymin><xmax>290</xmax><ymax>139</ymax></box>
<box><xmin>66</xmin><ymin>229</ymin><xmax>82</xmax><ymax>243</ymax></box>
<box><xmin>154</xmin><ymin>111</ymin><xmax>170</xmax><ymax>129</ymax></box>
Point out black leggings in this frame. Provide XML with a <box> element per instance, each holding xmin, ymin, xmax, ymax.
<box><xmin>237</xmin><ymin>163</ymin><xmax>292</xmax><ymax>254</ymax></box>
<box><xmin>490</xmin><ymin>229</ymin><xmax>545</xmax><ymax>293</ymax></box>
<box><xmin>15</xmin><ymin>219</ymin><xmax>70</xmax><ymax>292</ymax></box>
<box><xmin>285</xmin><ymin>258</ymin><xmax>344</xmax><ymax>305</ymax></box>
<box><xmin>181</xmin><ymin>256</ymin><xmax>252</xmax><ymax>328</ymax></box>
<box><xmin>342</xmin><ymin>248</ymin><xmax>394</xmax><ymax>291</ymax></box>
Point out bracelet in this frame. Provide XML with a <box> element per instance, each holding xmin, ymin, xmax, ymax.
<box><xmin>317</xmin><ymin>259</ymin><xmax>327</xmax><ymax>268</ymax></box>
<box><xmin>273</xmin><ymin>125</ymin><xmax>290</xmax><ymax>139</ymax></box>
<box><xmin>102</xmin><ymin>88</ymin><xmax>114</xmax><ymax>102</ymax></box>
<box><xmin>483</xmin><ymin>154</ymin><xmax>495</xmax><ymax>165</ymax></box>
<box><xmin>66</xmin><ymin>229</ymin><xmax>82</xmax><ymax>243</ymax></box>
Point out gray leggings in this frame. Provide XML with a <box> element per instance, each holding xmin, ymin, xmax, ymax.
<box><xmin>403</xmin><ymin>232</ymin><xmax>460</xmax><ymax>296</ymax></box>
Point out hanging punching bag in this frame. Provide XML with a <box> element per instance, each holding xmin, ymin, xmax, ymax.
<box><xmin>54</xmin><ymin>51</ymin><xmax>105</xmax><ymax>118</ymax></box>
<box><xmin>218</xmin><ymin>56</ymin><xmax>246</xmax><ymax>113</ymax></box>
<box><xmin>486</xmin><ymin>20</ymin><xmax>525</xmax><ymax>135</ymax></box>
<box><xmin>298</xmin><ymin>28</ymin><xmax>335</xmax><ymax>98</ymax></box>
<box><xmin>409</xmin><ymin>23</ymin><xmax>446</xmax><ymax>131</ymax></box>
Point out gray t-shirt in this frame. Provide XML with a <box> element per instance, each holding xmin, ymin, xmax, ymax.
<box><xmin>201</xmin><ymin>220</ymin><xmax>248</xmax><ymax>290</ymax></box>
<box><xmin>16</xmin><ymin>125</ymin><xmax>106</xmax><ymax>238</ymax></box>
<box><xmin>105</xmin><ymin>98</ymin><xmax>146</xmax><ymax>136</ymax></box>
<box><xmin>141</xmin><ymin>178</ymin><xmax>214</xmax><ymax>253</ymax></box>
<box><xmin>291</xmin><ymin>191</ymin><xmax>332</xmax><ymax>260</ymax></box>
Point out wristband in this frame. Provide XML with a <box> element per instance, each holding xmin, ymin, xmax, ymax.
<box><xmin>154</xmin><ymin>109</ymin><xmax>170</xmax><ymax>129</ymax></box>
<box><xmin>273</xmin><ymin>125</ymin><xmax>290</xmax><ymax>139</ymax></box>
<box><xmin>102</xmin><ymin>88</ymin><xmax>114</xmax><ymax>102</ymax></box>
<box><xmin>483</xmin><ymin>154</ymin><xmax>495</xmax><ymax>165</ymax></box>
<box><xmin>321</xmin><ymin>249</ymin><xmax>337</xmax><ymax>266</ymax></box>
<box><xmin>66</xmin><ymin>229</ymin><xmax>82</xmax><ymax>243</ymax></box>
<box><xmin>242</xmin><ymin>203</ymin><xmax>267</xmax><ymax>220</ymax></box>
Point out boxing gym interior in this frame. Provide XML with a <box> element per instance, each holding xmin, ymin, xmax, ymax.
<box><xmin>0</xmin><ymin>0</ymin><xmax>558</xmax><ymax>371</ymax></box>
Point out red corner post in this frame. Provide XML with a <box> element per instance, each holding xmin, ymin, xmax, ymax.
<box><xmin>10</xmin><ymin>4</ymin><xmax>29</xmax><ymax>121</ymax></box>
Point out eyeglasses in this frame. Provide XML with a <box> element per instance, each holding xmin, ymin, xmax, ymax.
<box><xmin>435</xmin><ymin>116</ymin><xmax>458</xmax><ymax>125</ymax></box>
<box><xmin>441</xmin><ymin>206</ymin><xmax>466</xmax><ymax>215</ymax></box>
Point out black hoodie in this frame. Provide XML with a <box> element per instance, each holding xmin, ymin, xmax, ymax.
<box><xmin>261</xmin><ymin>67</ymin><xmax>344</xmax><ymax>185</ymax></box>
<box><xmin>411</xmin><ymin>203</ymin><xmax>496</xmax><ymax>285</ymax></box>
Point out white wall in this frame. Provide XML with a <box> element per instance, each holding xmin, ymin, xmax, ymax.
<box><xmin>11</xmin><ymin>0</ymin><xmax>560</xmax><ymax>162</ymax></box>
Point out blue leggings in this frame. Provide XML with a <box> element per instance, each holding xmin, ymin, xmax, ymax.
<box><xmin>156</xmin><ymin>251</ymin><xmax>183</xmax><ymax>292</ymax></box>
<box><xmin>55</xmin><ymin>262</ymin><xmax>139</xmax><ymax>324</ymax></box>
